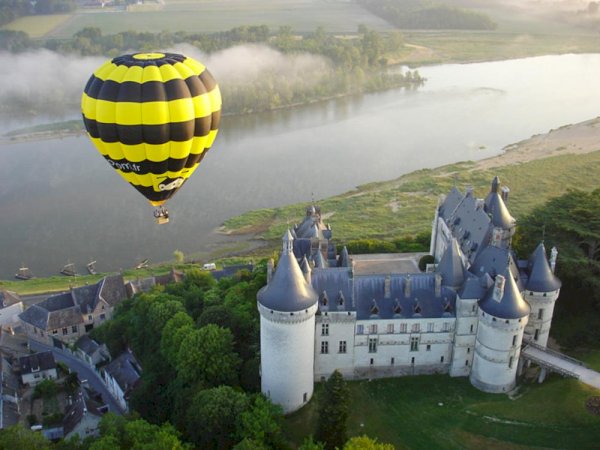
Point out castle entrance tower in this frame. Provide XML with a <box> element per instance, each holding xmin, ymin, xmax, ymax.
<box><xmin>257</xmin><ymin>231</ymin><xmax>318</xmax><ymax>414</ymax></box>
<box><xmin>470</xmin><ymin>270</ymin><xmax>530</xmax><ymax>393</ymax></box>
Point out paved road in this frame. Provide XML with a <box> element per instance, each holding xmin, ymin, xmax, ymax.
<box><xmin>523</xmin><ymin>345</ymin><xmax>600</xmax><ymax>389</ymax></box>
<box><xmin>28</xmin><ymin>339</ymin><xmax>124</xmax><ymax>415</ymax></box>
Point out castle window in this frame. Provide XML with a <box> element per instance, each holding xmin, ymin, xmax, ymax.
<box><xmin>52</xmin><ymin>329</ymin><xmax>57</xmax><ymax>335</ymax></box>
<box><xmin>391</xmin><ymin>357</ymin><xmax>395</xmax><ymax>365</ymax></box>
<box><xmin>71</xmin><ymin>326</ymin><xmax>77</xmax><ymax>333</ymax></box>
<box><xmin>369</xmin><ymin>324</ymin><xmax>378</xmax><ymax>334</ymax></box>
<box><xmin>512</xmin><ymin>335</ymin><xmax>517</xmax><ymax>346</ymax></box>
<box><xmin>357</xmin><ymin>325</ymin><xmax>364</xmax><ymax>335</ymax></box>
<box><xmin>339</xmin><ymin>341</ymin><xmax>347</xmax><ymax>353</ymax></box>
<box><xmin>400</xmin><ymin>323</ymin><xmax>407</xmax><ymax>333</ymax></box>
<box><xmin>470</xmin><ymin>324</ymin><xmax>474</xmax><ymax>333</ymax></box>
<box><xmin>322</xmin><ymin>323</ymin><xmax>329</xmax><ymax>336</ymax></box>
<box><xmin>534</xmin><ymin>329</ymin><xmax>540</xmax><ymax>341</ymax></box>
<box><xmin>472</xmin><ymin>304</ymin><xmax>476</xmax><ymax>312</ymax></box>
<box><xmin>538</xmin><ymin>308</ymin><xmax>544</xmax><ymax>320</ymax></box>
<box><xmin>427</xmin><ymin>323</ymin><xmax>434</xmax><ymax>332</ymax></box>
<box><xmin>387</xmin><ymin>324</ymin><xmax>394</xmax><ymax>334</ymax></box>
<box><xmin>88</xmin><ymin>315</ymin><xmax>92</xmax><ymax>321</ymax></box>
<box><xmin>440</xmin><ymin>356</ymin><xmax>445</xmax><ymax>363</ymax></box>
<box><xmin>100</xmin><ymin>314</ymin><xmax>106</xmax><ymax>321</ymax></box>
<box><xmin>370</xmin><ymin>358</ymin><xmax>374</xmax><ymax>365</ymax></box>
<box><xmin>62</xmin><ymin>327</ymin><xmax>68</xmax><ymax>335</ymax></box>
<box><xmin>467</xmin><ymin>348</ymin><xmax>471</xmax><ymax>354</ymax></box>
<box><xmin>411</xmin><ymin>357</ymin><xmax>415</xmax><ymax>364</ymax></box>
<box><xmin>321</xmin><ymin>341</ymin><xmax>329</xmax><ymax>354</ymax></box>
<box><xmin>303</xmin><ymin>393</ymin><xmax>308</xmax><ymax>402</ymax></box>
<box><xmin>426</xmin><ymin>344</ymin><xmax>431</xmax><ymax>351</ymax></box>
<box><xmin>443</xmin><ymin>322</ymin><xmax>451</xmax><ymax>332</ymax></box>
<box><xmin>411</xmin><ymin>323</ymin><xmax>420</xmax><ymax>333</ymax></box>
<box><xmin>368</xmin><ymin>338</ymin><xmax>378</xmax><ymax>353</ymax></box>
<box><xmin>465</xmin><ymin>360</ymin><xmax>469</xmax><ymax>366</ymax></box>
<box><xmin>410</xmin><ymin>337</ymin><xmax>419</xmax><ymax>352</ymax></box>
<box><xmin>509</xmin><ymin>357</ymin><xmax>514</xmax><ymax>368</ymax></box>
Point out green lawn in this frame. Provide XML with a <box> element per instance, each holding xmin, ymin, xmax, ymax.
<box><xmin>285</xmin><ymin>375</ymin><xmax>600</xmax><ymax>449</ymax></box>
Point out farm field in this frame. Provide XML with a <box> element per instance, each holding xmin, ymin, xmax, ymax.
<box><xmin>2</xmin><ymin>14</ymin><xmax>72</xmax><ymax>38</ymax></box>
<box><xmin>44</xmin><ymin>0</ymin><xmax>393</xmax><ymax>38</ymax></box>
<box><xmin>285</xmin><ymin>374</ymin><xmax>600</xmax><ymax>449</ymax></box>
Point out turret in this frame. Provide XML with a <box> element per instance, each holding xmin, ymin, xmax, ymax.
<box><xmin>470</xmin><ymin>270</ymin><xmax>530</xmax><ymax>393</ymax></box>
<box><xmin>257</xmin><ymin>230</ymin><xmax>318</xmax><ymax>413</ymax></box>
<box><xmin>436</xmin><ymin>238</ymin><xmax>466</xmax><ymax>289</ymax></box>
<box><xmin>484</xmin><ymin>177</ymin><xmax>516</xmax><ymax>247</ymax></box>
<box><xmin>523</xmin><ymin>243</ymin><xmax>561</xmax><ymax>347</ymax></box>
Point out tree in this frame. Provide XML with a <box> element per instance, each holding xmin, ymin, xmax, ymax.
<box><xmin>515</xmin><ymin>188</ymin><xmax>600</xmax><ymax>346</ymax></box>
<box><xmin>185</xmin><ymin>386</ymin><xmax>249</xmax><ymax>449</ymax></box>
<box><xmin>0</xmin><ymin>425</ymin><xmax>51</xmax><ymax>450</ymax></box>
<box><xmin>343</xmin><ymin>435</ymin><xmax>395</xmax><ymax>449</ymax></box>
<box><xmin>175</xmin><ymin>324</ymin><xmax>241</xmax><ymax>387</ymax></box>
<box><xmin>237</xmin><ymin>394</ymin><xmax>285</xmax><ymax>448</ymax></box>
<box><xmin>316</xmin><ymin>370</ymin><xmax>350</xmax><ymax>450</ymax></box>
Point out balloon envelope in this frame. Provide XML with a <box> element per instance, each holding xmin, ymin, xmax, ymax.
<box><xmin>81</xmin><ymin>52</ymin><xmax>221</xmax><ymax>206</ymax></box>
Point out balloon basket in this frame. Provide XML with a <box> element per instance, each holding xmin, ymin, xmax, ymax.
<box><xmin>153</xmin><ymin>207</ymin><xmax>169</xmax><ymax>224</ymax></box>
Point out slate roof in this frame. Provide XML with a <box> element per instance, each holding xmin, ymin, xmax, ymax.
<box><xmin>104</xmin><ymin>350</ymin><xmax>142</xmax><ymax>396</ymax></box>
<box><xmin>20</xmin><ymin>275</ymin><xmax>126</xmax><ymax>331</ymax></box>
<box><xmin>18</xmin><ymin>351</ymin><xmax>56</xmax><ymax>375</ymax></box>
<box><xmin>436</xmin><ymin>238</ymin><xmax>466</xmax><ymax>288</ymax></box>
<box><xmin>469</xmin><ymin>246</ymin><xmax>523</xmax><ymax>290</ymax></box>
<box><xmin>63</xmin><ymin>390</ymin><xmax>102</xmax><ymax>436</ymax></box>
<box><xmin>0</xmin><ymin>291</ymin><xmax>20</xmax><ymax>308</ymax></box>
<box><xmin>484</xmin><ymin>192</ymin><xmax>516</xmax><ymax>230</ymax></box>
<box><xmin>478</xmin><ymin>270</ymin><xmax>530</xmax><ymax>319</ymax></box>
<box><xmin>312</xmin><ymin>268</ymin><xmax>354</xmax><ymax>312</ymax></box>
<box><xmin>258</xmin><ymin>231</ymin><xmax>318</xmax><ymax>312</ymax></box>
<box><xmin>353</xmin><ymin>274</ymin><xmax>456</xmax><ymax>320</ymax></box>
<box><xmin>526</xmin><ymin>243</ymin><xmax>562</xmax><ymax>292</ymax></box>
<box><xmin>75</xmin><ymin>335</ymin><xmax>101</xmax><ymax>356</ymax></box>
<box><xmin>459</xmin><ymin>274</ymin><xmax>492</xmax><ymax>299</ymax></box>
<box><xmin>1</xmin><ymin>357</ymin><xmax>20</xmax><ymax>428</ymax></box>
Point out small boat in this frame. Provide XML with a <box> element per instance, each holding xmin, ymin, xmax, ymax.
<box><xmin>135</xmin><ymin>258</ymin><xmax>150</xmax><ymax>270</ymax></box>
<box><xmin>15</xmin><ymin>266</ymin><xmax>34</xmax><ymax>280</ymax></box>
<box><xmin>60</xmin><ymin>262</ymin><xmax>77</xmax><ymax>277</ymax></box>
<box><xmin>86</xmin><ymin>260</ymin><xmax>97</xmax><ymax>275</ymax></box>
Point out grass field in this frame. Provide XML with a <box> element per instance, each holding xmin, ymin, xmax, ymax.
<box><xmin>1</xmin><ymin>14</ymin><xmax>72</xmax><ymax>38</ymax></box>
<box><xmin>285</xmin><ymin>374</ymin><xmax>600</xmax><ymax>449</ymax></box>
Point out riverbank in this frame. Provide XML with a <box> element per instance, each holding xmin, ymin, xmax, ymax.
<box><xmin>221</xmin><ymin>116</ymin><xmax>600</xmax><ymax>244</ymax></box>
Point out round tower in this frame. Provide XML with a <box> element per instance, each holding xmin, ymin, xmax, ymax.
<box><xmin>257</xmin><ymin>230</ymin><xmax>318</xmax><ymax>414</ymax></box>
<box><xmin>523</xmin><ymin>243</ymin><xmax>561</xmax><ymax>347</ymax></box>
<box><xmin>470</xmin><ymin>270</ymin><xmax>530</xmax><ymax>393</ymax></box>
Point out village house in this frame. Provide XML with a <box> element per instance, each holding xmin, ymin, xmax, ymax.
<box><xmin>18</xmin><ymin>275</ymin><xmax>127</xmax><ymax>345</ymax></box>
<box><xmin>0</xmin><ymin>356</ymin><xmax>20</xmax><ymax>429</ymax></box>
<box><xmin>18</xmin><ymin>351</ymin><xmax>58</xmax><ymax>386</ymax></box>
<box><xmin>102</xmin><ymin>349</ymin><xmax>141</xmax><ymax>412</ymax></box>
<box><xmin>0</xmin><ymin>290</ymin><xmax>23</xmax><ymax>333</ymax></box>
<box><xmin>74</xmin><ymin>335</ymin><xmax>111</xmax><ymax>367</ymax></box>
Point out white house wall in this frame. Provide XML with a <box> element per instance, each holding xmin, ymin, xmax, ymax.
<box><xmin>314</xmin><ymin>311</ymin><xmax>356</xmax><ymax>380</ymax></box>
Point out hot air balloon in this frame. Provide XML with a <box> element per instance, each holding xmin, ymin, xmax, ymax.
<box><xmin>81</xmin><ymin>52</ymin><xmax>221</xmax><ymax>224</ymax></box>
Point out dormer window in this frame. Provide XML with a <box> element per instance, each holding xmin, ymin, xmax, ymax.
<box><xmin>370</xmin><ymin>300</ymin><xmax>379</xmax><ymax>315</ymax></box>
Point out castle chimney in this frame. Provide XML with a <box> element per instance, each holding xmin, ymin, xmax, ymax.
<box><xmin>492</xmin><ymin>275</ymin><xmax>506</xmax><ymax>302</ymax></box>
<box><xmin>435</xmin><ymin>273</ymin><xmax>442</xmax><ymax>297</ymax></box>
<box><xmin>404</xmin><ymin>275</ymin><xmax>411</xmax><ymax>298</ymax></box>
<box><xmin>384</xmin><ymin>275</ymin><xmax>391</xmax><ymax>299</ymax></box>
<box><xmin>465</xmin><ymin>185</ymin><xmax>474</xmax><ymax>196</ymax></box>
<box><xmin>501</xmin><ymin>186</ymin><xmax>510</xmax><ymax>203</ymax></box>
<box><xmin>550</xmin><ymin>247</ymin><xmax>558</xmax><ymax>273</ymax></box>
<box><xmin>267</xmin><ymin>258</ymin><xmax>274</xmax><ymax>284</ymax></box>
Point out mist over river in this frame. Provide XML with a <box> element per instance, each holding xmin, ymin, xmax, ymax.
<box><xmin>2</xmin><ymin>53</ymin><xmax>600</xmax><ymax>279</ymax></box>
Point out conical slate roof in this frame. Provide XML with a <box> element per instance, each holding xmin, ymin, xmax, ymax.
<box><xmin>436</xmin><ymin>238</ymin><xmax>466</xmax><ymax>288</ymax></box>
<box><xmin>483</xmin><ymin>177</ymin><xmax>515</xmax><ymax>230</ymax></box>
<box><xmin>258</xmin><ymin>231</ymin><xmax>318</xmax><ymax>312</ymax></box>
<box><xmin>479</xmin><ymin>269</ymin><xmax>530</xmax><ymax>319</ymax></box>
<box><xmin>526</xmin><ymin>243</ymin><xmax>562</xmax><ymax>292</ymax></box>
<box><xmin>338</xmin><ymin>246</ymin><xmax>350</xmax><ymax>268</ymax></box>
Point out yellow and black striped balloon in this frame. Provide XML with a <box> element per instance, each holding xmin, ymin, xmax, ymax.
<box><xmin>81</xmin><ymin>52</ymin><xmax>221</xmax><ymax>206</ymax></box>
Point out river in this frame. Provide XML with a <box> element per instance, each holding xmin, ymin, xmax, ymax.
<box><xmin>1</xmin><ymin>53</ymin><xmax>600</xmax><ymax>279</ymax></box>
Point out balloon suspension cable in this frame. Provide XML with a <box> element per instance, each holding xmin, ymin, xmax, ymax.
<box><xmin>154</xmin><ymin>206</ymin><xmax>170</xmax><ymax>224</ymax></box>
